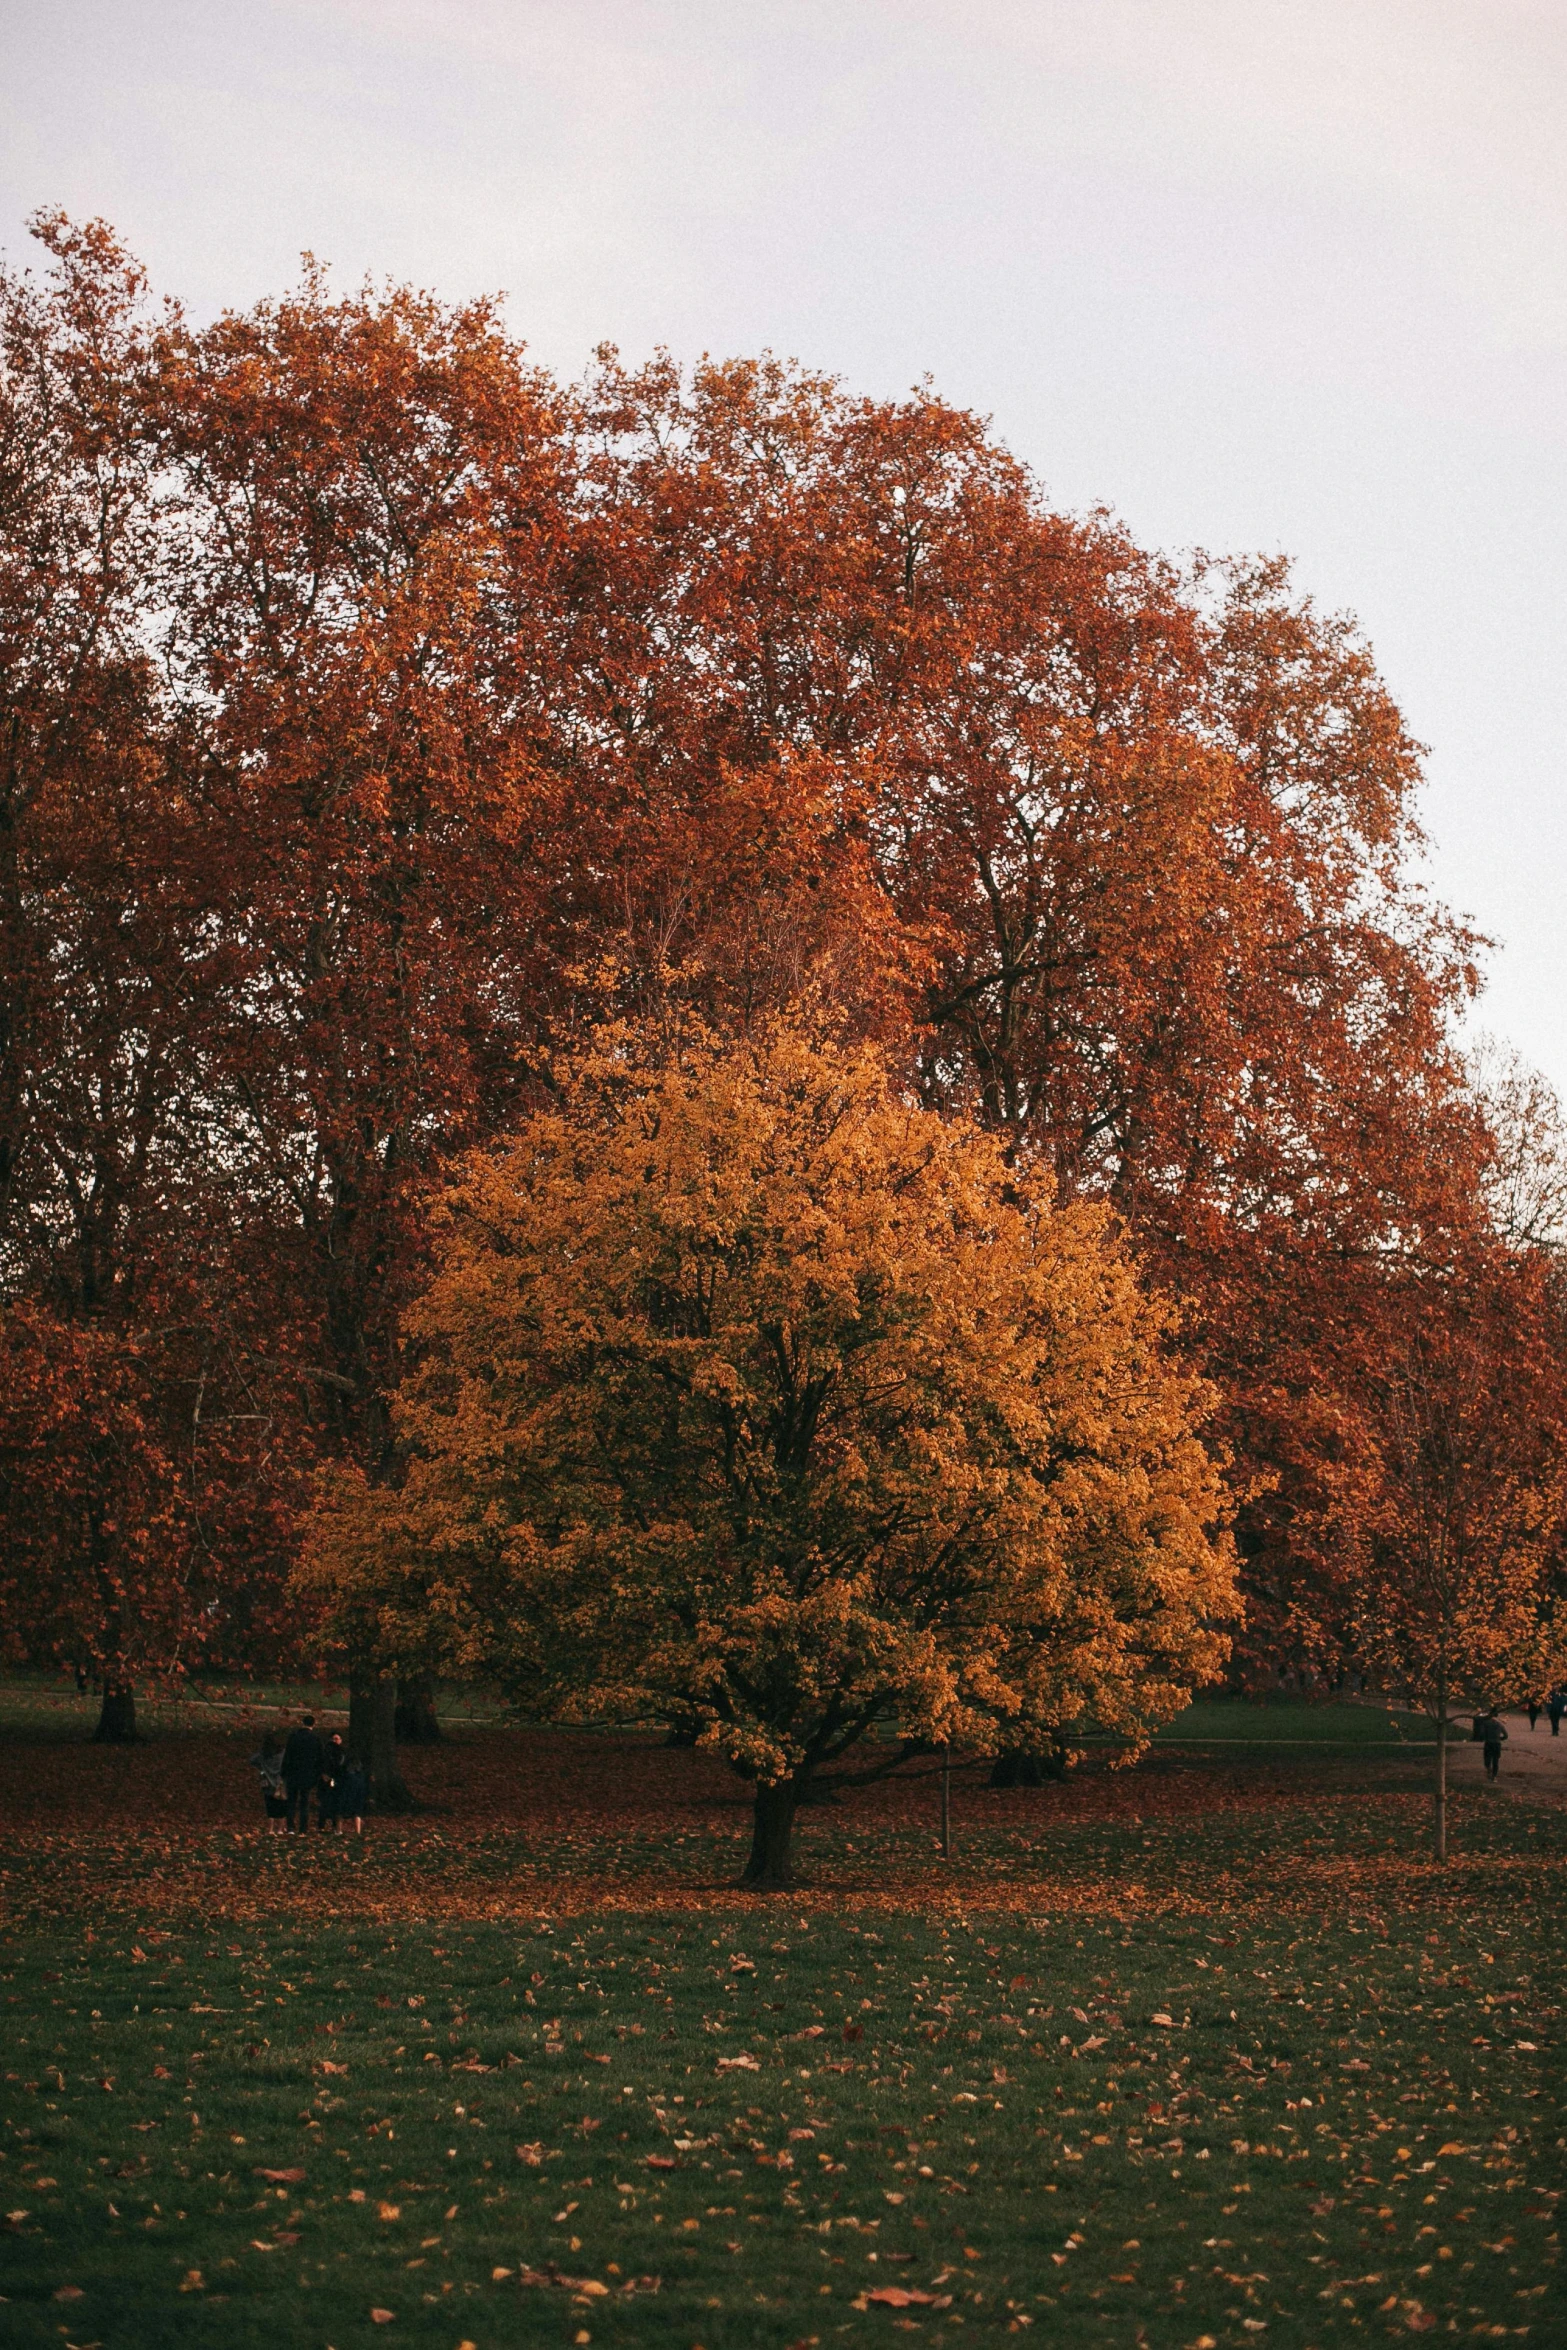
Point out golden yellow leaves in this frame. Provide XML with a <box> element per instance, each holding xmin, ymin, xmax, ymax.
<box><xmin>306</xmin><ymin>1021</ymin><xmax>1237</xmax><ymax>1867</ymax></box>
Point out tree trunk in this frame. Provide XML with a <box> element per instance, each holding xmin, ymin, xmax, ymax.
<box><xmin>349</xmin><ymin>1673</ymin><xmax>415</xmax><ymax>1812</ymax></box>
<box><xmin>394</xmin><ymin>1675</ymin><xmax>442</xmax><ymax>1743</ymax></box>
<box><xmin>347</xmin><ymin>1676</ymin><xmax>375</xmax><ymax>1770</ymax></box>
<box><xmin>1434</xmin><ymin>1673</ymin><xmax>1448</xmax><ymax>1865</ymax></box>
<box><xmin>93</xmin><ymin>1681</ymin><xmax>137</xmax><ymax>1742</ymax></box>
<box><xmin>742</xmin><ymin>1780</ymin><xmax>800</xmax><ymax>1887</ymax></box>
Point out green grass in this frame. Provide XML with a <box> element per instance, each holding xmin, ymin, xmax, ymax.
<box><xmin>1152</xmin><ymin>1703</ymin><xmax>1440</xmax><ymax>1749</ymax></box>
<box><xmin>3</xmin><ymin>1797</ymin><xmax>1562</xmax><ymax>2350</ymax></box>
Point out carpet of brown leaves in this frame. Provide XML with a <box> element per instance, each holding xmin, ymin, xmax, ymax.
<box><xmin>0</xmin><ymin>1720</ymin><xmax>1530</xmax><ymax>1931</ymax></box>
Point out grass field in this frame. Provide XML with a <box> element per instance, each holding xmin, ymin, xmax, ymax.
<box><xmin>1151</xmin><ymin>1703</ymin><xmax>1440</xmax><ymax>1749</ymax></box>
<box><xmin>1</xmin><ymin>1714</ymin><xmax>1562</xmax><ymax>2350</ymax></box>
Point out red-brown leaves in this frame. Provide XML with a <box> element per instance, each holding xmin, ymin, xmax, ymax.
<box><xmin>1</xmin><ymin>218</ymin><xmax>1526</xmax><ymax>1718</ymax></box>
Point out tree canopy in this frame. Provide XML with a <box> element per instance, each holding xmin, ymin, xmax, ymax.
<box><xmin>3</xmin><ymin>214</ymin><xmax>1561</xmax><ymax>1749</ymax></box>
<box><xmin>306</xmin><ymin>1026</ymin><xmax>1237</xmax><ymax>1879</ymax></box>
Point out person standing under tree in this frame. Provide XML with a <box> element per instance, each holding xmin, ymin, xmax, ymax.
<box><xmin>281</xmin><ymin>1712</ymin><xmax>324</xmax><ymax>1834</ymax></box>
<box><xmin>1550</xmin><ymin>1686</ymin><xmax>1566</xmax><ymax>1738</ymax></box>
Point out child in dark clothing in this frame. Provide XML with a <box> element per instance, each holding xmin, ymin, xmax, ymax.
<box><xmin>339</xmin><ymin>1760</ymin><xmax>369</xmax><ymax>1834</ymax></box>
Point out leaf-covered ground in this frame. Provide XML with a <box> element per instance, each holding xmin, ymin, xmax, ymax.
<box><xmin>1</xmin><ymin>1726</ymin><xmax>1562</xmax><ymax>2348</ymax></box>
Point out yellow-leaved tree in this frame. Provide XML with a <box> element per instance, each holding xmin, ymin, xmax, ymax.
<box><xmin>305</xmin><ymin>1025</ymin><xmax>1238</xmax><ymax>1882</ymax></box>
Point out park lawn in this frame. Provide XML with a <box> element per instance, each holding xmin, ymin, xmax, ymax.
<box><xmin>1152</xmin><ymin>1703</ymin><xmax>1438</xmax><ymax>1749</ymax></box>
<box><xmin>2</xmin><ymin>1782</ymin><xmax>1563</xmax><ymax>2350</ymax></box>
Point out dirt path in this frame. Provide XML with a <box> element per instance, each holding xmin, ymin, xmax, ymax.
<box><xmin>1445</xmin><ymin>1706</ymin><xmax>1567</xmax><ymax>1808</ymax></box>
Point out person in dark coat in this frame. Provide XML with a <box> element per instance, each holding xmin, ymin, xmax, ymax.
<box><xmin>281</xmin><ymin>1713</ymin><xmax>324</xmax><ymax>1833</ymax></box>
<box><xmin>1475</xmin><ymin>1709</ymin><xmax>1508</xmax><ymax>1781</ymax></box>
<box><xmin>1550</xmin><ymin>1686</ymin><xmax>1566</xmax><ymax>1738</ymax></box>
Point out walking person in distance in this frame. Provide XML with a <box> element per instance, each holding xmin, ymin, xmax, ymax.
<box><xmin>1475</xmin><ymin>1708</ymin><xmax>1508</xmax><ymax>1782</ymax></box>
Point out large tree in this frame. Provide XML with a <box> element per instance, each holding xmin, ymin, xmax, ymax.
<box><xmin>305</xmin><ymin>1025</ymin><xmax>1237</xmax><ymax>1884</ymax></box>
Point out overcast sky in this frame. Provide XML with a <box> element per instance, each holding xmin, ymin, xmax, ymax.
<box><xmin>5</xmin><ymin>0</ymin><xmax>1563</xmax><ymax>1093</ymax></box>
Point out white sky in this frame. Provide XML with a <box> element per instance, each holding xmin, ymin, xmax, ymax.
<box><xmin>5</xmin><ymin>0</ymin><xmax>1563</xmax><ymax>1093</ymax></box>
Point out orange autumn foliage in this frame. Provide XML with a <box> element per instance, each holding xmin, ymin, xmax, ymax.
<box><xmin>306</xmin><ymin>1025</ymin><xmax>1237</xmax><ymax>1881</ymax></box>
<box><xmin>3</xmin><ymin>217</ymin><xmax>1547</xmax><ymax>1728</ymax></box>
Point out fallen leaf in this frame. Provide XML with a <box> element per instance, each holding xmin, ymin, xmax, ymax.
<box><xmin>53</xmin><ymin>2285</ymin><xmax>85</xmax><ymax>2301</ymax></box>
<box><xmin>370</xmin><ymin>2312</ymin><xmax>395</xmax><ymax>2326</ymax></box>
<box><xmin>866</xmin><ymin>2286</ymin><xmax>946</xmax><ymax>2308</ymax></box>
<box><xmin>376</xmin><ymin>2201</ymin><xmax>400</xmax><ymax>2220</ymax></box>
<box><xmin>255</xmin><ymin>2166</ymin><xmax>306</xmax><ymax>2184</ymax></box>
<box><xmin>1150</xmin><ymin>2012</ymin><xmax>1175</xmax><ymax>2029</ymax></box>
<box><xmin>645</xmin><ymin>2154</ymin><xmax>677</xmax><ymax>2170</ymax></box>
